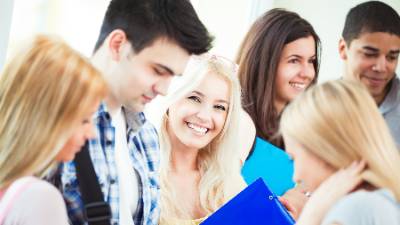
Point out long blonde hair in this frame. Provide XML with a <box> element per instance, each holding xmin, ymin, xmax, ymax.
<box><xmin>0</xmin><ymin>35</ymin><xmax>107</xmax><ymax>189</ymax></box>
<box><xmin>280</xmin><ymin>80</ymin><xmax>400</xmax><ymax>200</ymax></box>
<box><xmin>159</xmin><ymin>54</ymin><xmax>246</xmax><ymax>220</ymax></box>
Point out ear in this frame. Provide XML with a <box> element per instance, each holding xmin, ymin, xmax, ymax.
<box><xmin>107</xmin><ymin>29</ymin><xmax>129</xmax><ymax>61</ymax></box>
<box><xmin>338</xmin><ymin>38</ymin><xmax>348</xmax><ymax>60</ymax></box>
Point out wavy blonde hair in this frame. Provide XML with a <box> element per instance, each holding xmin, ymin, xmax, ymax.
<box><xmin>280</xmin><ymin>80</ymin><xmax>400</xmax><ymax>200</ymax></box>
<box><xmin>159</xmin><ymin>54</ymin><xmax>246</xmax><ymax>221</ymax></box>
<box><xmin>0</xmin><ymin>35</ymin><xmax>107</xmax><ymax>189</ymax></box>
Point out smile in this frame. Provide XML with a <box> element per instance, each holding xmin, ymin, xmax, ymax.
<box><xmin>186</xmin><ymin>122</ymin><xmax>209</xmax><ymax>135</ymax></box>
<box><xmin>289</xmin><ymin>82</ymin><xmax>306</xmax><ymax>90</ymax></box>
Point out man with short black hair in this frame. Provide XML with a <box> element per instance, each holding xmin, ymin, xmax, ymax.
<box><xmin>58</xmin><ymin>0</ymin><xmax>213</xmax><ymax>224</ymax></box>
<box><xmin>339</xmin><ymin>1</ymin><xmax>400</xmax><ymax>146</ymax></box>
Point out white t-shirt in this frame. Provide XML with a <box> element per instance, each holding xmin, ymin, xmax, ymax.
<box><xmin>112</xmin><ymin>108</ymin><xmax>139</xmax><ymax>225</ymax></box>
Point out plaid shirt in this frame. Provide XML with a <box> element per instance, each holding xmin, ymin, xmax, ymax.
<box><xmin>59</xmin><ymin>103</ymin><xmax>160</xmax><ymax>225</ymax></box>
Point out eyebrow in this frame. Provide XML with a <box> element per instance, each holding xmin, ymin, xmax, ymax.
<box><xmin>389</xmin><ymin>50</ymin><xmax>400</xmax><ymax>55</ymax></box>
<box><xmin>362</xmin><ymin>46</ymin><xmax>379</xmax><ymax>52</ymax></box>
<box><xmin>191</xmin><ymin>91</ymin><xmax>229</xmax><ymax>104</ymax></box>
<box><xmin>362</xmin><ymin>46</ymin><xmax>400</xmax><ymax>55</ymax></box>
<box><xmin>154</xmin><ymin>63</ymin><xmax>175</xmax><ymax>75</ymax></box>
<box><xmin>286</xmin><ymin>54</ymin><xmax>316</xmax><ymax>59</ymax></box>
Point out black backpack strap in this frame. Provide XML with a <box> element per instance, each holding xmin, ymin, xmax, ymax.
<box><xmin>74</xmin><ymin>141</ymin><xmax>112</xmax><ymax>225</ymax></box>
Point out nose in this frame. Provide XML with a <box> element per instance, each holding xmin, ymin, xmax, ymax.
<box><xmin>154</xmin><ymin>76</ymin><xmax>173</xmax><ymax>96</ymax></box>
<box><xmin>372</xmin><ymin>55</ymin><xmax>387</xmax><ymax>73</ymax></box>
<box><xmin>196</xmin><ymin>105</ymin><xmax>212</xmax><ymax>123</ymax></box>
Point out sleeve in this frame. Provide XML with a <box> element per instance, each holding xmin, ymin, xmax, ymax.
<box><xmin>135</xmin><ymin>121</ymin><xmax>161</xmax><ymax>225</ymax></box>
<box><xmin>3</xmin><ymin>180</ymin><xmax>69</xmax><ymax>225</ymax></box>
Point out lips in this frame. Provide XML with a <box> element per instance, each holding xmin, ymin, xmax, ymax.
<box><xmin>363</xmin><ymin>76</ymin><xmax>386</xmax><ymax>87</ymax></box>
<box><xmin>142</xmin><ymin>95</ymin><xmax>154</xmax><ymax>103</ymax></box>
<box><xmin>289</xmin><ymin>81</ymin><xmax>307</xmax><ymax>91</ymax></box>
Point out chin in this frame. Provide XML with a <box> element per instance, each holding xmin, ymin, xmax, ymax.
<box><xmin>184</xmin><ymin>141</ymin><xmax>208</xmax><ymax>150</ymax></box>
<box><xmin>125</xmin><ymin>102</ymin><xmax>145</xmax><ymax>112</ymax></box>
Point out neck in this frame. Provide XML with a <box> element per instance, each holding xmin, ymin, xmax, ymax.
<box><xmin>170</xmin><ymin>140</ymin><xmax>199</xmax><ymax>173</ymax></box>
<box><xmin>104</xmin><ymin>95</ymin><xmax>122</xmax><ymax>117</ymax></box>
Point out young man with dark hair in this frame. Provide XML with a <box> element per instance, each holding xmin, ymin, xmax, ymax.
<box><xmin>58</xmin><ymin>0</ymin><xmax>213</xmax><ymax>224</ymax></box>
<box><xmin>339</xmin><ymin>1</ymin><xmax>400</xmax><ymax>146</ymax></box>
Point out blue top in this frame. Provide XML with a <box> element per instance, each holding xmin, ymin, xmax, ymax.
<box><xmin>241</xmin><ymin>137</ymin><xmax>295</xmax><ymax>196</ymax></box>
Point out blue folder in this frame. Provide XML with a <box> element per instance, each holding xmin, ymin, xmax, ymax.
<box><xmin>201</xmin><ymin>178</ymin><xmax>295</xmax><ymax>225</ymax></box>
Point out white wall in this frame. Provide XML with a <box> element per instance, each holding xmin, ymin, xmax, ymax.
<box><xmin>7</xmin><ymin>0</ymin><xmax>110</xmax><ymax>58</ymax></box>
<box><xmin>273</xmin><ymin>0</ymin><xmax>400</xmax><ymax>82</ymax></box>
<box><xmin>0</xmin><ymin>0</ymin><xmax>14</xmax><ymax>70</ymax></box>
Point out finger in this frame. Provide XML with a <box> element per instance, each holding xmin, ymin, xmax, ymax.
<box><xmin>347</xmin><ymin>160</ymin><xmax>366</xmax><ymax>176</ymax></box>
<box><xmin>279</xmin><ymin>197</ymin><xmax>297</xmax><ymax>215</ymax></box>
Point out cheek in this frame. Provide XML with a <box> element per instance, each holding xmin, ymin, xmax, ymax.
<box><xmin>276</xmin><ymin>66</ymin><xmax>297</xmax><ymax>89</ymax></box>
<box><xmin>388</xmin><ymin>62</ymin><xmax>397</xmax><ymax>73</ymax></box>
<box><xmin>213</xmin><ymin>113</ymin><xmax>227</xmax><ymax>133</ymax></box>
<box><xmin>56</xmin><ymin>139</ymin><xmax>74</xmax><ymax>161</ymax></box>
<box><xmin>168</xmin><ymin>105</ymin><xmax>189</xmax><ymax>128</ymax></box>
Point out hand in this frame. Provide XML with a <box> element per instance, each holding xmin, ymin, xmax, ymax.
<box><xmin>279</xmin><ymin>185</ymin><xmax>309</xmax><ymax>220</ymax></box>
<box><xmin>296</xmin><ymin>161</ymin><xmax>366</xmax><ymax>225</ymax></box>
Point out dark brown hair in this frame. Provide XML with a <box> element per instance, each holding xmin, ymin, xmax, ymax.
<box><xmin>236</xmin><ymin>8</ymin><xmax>320</xmax><ymax>149</ymax></box>
<box><xmin>94</xmin><ymin>0</ymin><xmax>213</xmax><ymax>54</ymax></box>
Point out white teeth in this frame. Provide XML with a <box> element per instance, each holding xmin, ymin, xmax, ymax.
<box><xmin>290</xmin><ymin>82</ymin><xmax>306</xmax><ymax>90</ymax></box>
<box><xmin>187</xmin><ymin>122</ymin><xmax>208</xmax><ymax>135</ymax></box>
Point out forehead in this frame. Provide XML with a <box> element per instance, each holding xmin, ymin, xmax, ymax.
<box><xmin>281</xmin><ymin>36</ymin><xmax>316</xmax><ymax>56</ymax></box>
<box><xmin>133</xmin><ymin>38</ymin><xmax>190</xmax><ymax>75</ymax></box>
<box><xmin>350</xmin><ymin>32</ymin><xmax>400</xmax><ymax>52</ymax></box>
<box><xmin>194</xmin><ymin>71</ymin><xmax>230</xmax><ymax>102</ymax></box>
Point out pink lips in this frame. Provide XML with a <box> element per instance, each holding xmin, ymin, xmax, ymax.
<box><xmin>142</xmin><ymin>95</ymin><xmax>154</xmax><ymax>103</ymax></box>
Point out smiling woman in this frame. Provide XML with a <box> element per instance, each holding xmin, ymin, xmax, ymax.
<box><xmin>158</xmin><ymin>54</ymin><xmax>246</xmax><ymax>225</ymax></box>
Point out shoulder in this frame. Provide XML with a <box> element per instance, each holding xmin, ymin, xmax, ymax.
<box><xmin>322</xmin><ymin>189</ymin><xmax>400</xmax><ymax>225</ymax></box>
<box><xmin>5</xmin><ymin>178</ymin><xmax>69</xmax><ymax>225</ymax></box>
<box><xmin>18</xmin><ymin>178</ymin><xmax>65</xmax><ymax>207</ymax></box>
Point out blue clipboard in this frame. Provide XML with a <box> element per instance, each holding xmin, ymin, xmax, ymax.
<box><xmin>201</xmin><ymin>178</ymin><xmax>295</xmax><ymax>225</ymax></box>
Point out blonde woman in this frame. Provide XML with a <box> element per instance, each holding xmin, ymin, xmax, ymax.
<box><xmin>280</xmin><ymin>80</ymin><xmax>400</xmax><ymax>225</ymax></box>
<box><xmin>159</xmin><ymin>54</ymin><xmax>246</xmax><ymax>224</ymax></box>
<box><xmin>0</xmin><ymin>35</ymin><xmax>107</xmax><ymax>224</ymax></box>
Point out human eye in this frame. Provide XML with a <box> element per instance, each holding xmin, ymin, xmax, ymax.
<box><xmin>187</xmin><ymin>95</ymin><xmax>201</xmax><ymax>103</ymax></box>
<box><xmin>288</xmin><ymin>58</ymin><xmax>300</xmax><ymax>64</ymax></box>
<box><xmin>214</xmin><ymin>104</ymin><xmax>227</xmax><ymax>111</ymax></box>
<box><xmin>82</xmin><ymin>118</ymin><xmax>90</xmax><ymax>125</ymax></box>
<box><xmin>363</xmin><ymin>52</ymin><xmax>378</xmax><ymax>58</ymax></box>
<box><xmin>153</xmin><ymin>66</ymin><xmax>171</xmax><ymax>77</ymax></box>
<box><xmin>387</xmin><ymin>54</ymin><xmax>399</xmax><ymax>62</ymax></box>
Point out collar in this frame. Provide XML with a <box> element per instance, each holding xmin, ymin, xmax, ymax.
<box><xmin>379</xmin><ymin>76</ymin><xmax>400</xmax><ymax>114</ymax></box>
<box><xmin>95</xmin><ymin>102</ymin><xmax>146</xmax><ymax>133</ymax></box>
